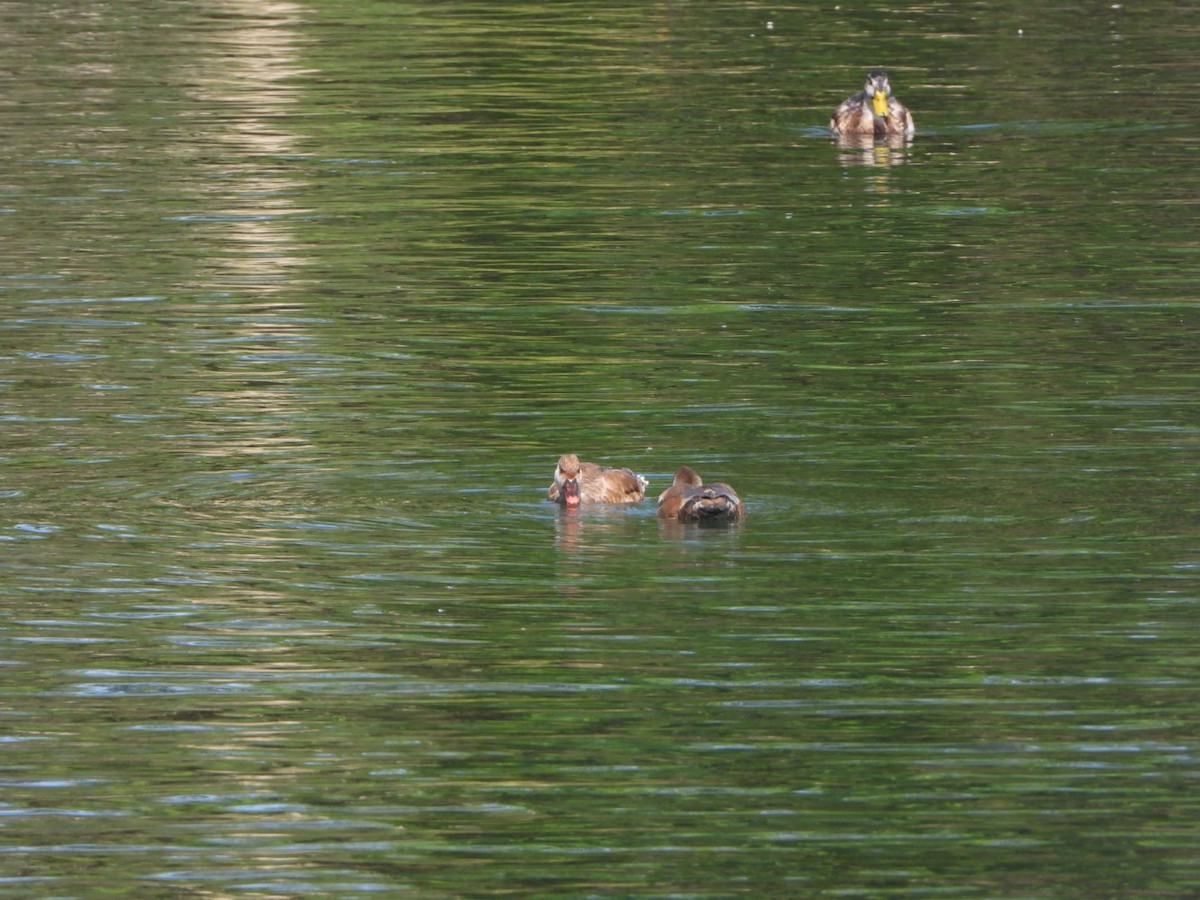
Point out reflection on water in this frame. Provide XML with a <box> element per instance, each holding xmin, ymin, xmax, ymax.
<box><xmin>657</xmin><ymin>517</ymin><xmax>746</xmax><ymax>542</ymax></box>
<box><xmin>551</xmin><ymin>504</ymin><xmax>646</xmax><ymax>557</ymax></box>
<box><xmin>832</xmin><ymin>132</ymin><xmax>912</xmax><ymax>203</ymax></box>
<box><xmin>833</xmin><ymin>132</ymin><xmax>913</xmax><ymax>168</ymax></box>
<box><xmin>179</xmin><ymin>0</ymin><xmax>312</xmax><ymax>293</ymax></box>
<box><xmin>0</xmin><ymin>0</ymin><xmax>1197</xmax><ymax>896</ymax></box>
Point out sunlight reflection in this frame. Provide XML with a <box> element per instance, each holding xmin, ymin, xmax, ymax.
<box><xmin>181</xmin><ymin>0</ymin><xmax>313</xmax><ymax>292</ymax></box>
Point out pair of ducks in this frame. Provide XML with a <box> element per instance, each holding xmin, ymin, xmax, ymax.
<box><xmin>548</xmin><ymin>454</ymin><xmax>746</xmax><ymax>524</ymax></box>
<box><xmin>829</xmin><ymin>69</ymin><xmax>914</xmax><ymax>138</ymax></box>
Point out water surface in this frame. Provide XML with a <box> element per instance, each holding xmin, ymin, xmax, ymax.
<box><xmin>0</xmin><ymin>1</ymin><xmax>1197</xmax><ymax>896</ymax></box>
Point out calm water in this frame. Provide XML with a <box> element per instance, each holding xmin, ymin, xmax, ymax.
<box><xmin>1</xmin><ymin>1</ymin><xmax>1197</xmax><ymax>896</ymax></box>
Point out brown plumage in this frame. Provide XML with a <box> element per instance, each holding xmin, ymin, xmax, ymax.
<box><xmin>830</xmin><ymin>69</ymin><xmax>914</xmax><ymax>138</ymax></box>
<box><xmin>657</xmin><ymin>466</ymin><xmax>746</xmax><ymax>524</ymax></box>
<box><xmin>547</xmin><ymin>453</ymin><xmax>648</xmax><ymax>507</ymax></box>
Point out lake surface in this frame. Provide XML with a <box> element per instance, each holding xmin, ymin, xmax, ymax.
<box><xmin>1</xmin><ymin>1</ymin><xmax>1197</xmax><ymax>896</ymax></box>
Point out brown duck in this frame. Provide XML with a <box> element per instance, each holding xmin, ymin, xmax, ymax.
<box><xmin>657</xmin><ymin>466</ymin><xmax>746</xmax><ymax>523</ymax></box>
<box><xmin>830</xmin><ymin>69</ymin><xmax>915</xmax><ymax>138</ymax></box>
<box><xmin>547</xmin><ymin>453</ymin><xmax>648</xmax><ymax>507</ymax></box>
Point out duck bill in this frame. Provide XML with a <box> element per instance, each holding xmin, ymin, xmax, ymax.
<box><xmin>872</xmin><ymin>92</ymin><xmax>889</xmax><ymax>117</ymax></box>
<box><xmin>563</xmin><ymin>479</ymin><xmax>581</xmax><ymax>507</ymax></box>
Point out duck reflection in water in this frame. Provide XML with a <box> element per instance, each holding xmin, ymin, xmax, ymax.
<box><xmin>657</xmin><ymin>466</ymin><xmax>746</xmax><ymax>525</ymax></box>
<box><xmin>547</xmin><ymin>453</ymin><xmax>648</xmax><ymax>508</ymax></box>
<box><xmin>552</xmin><ymin>502</ymin><xmax>647</xmax><ymax>557</ymax></box>
<box><xmin>835</xmin><ymin>136</ymin><xmax>911</xmax><ymax>172</ymax></box>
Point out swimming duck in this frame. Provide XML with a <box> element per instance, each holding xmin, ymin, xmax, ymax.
<box><xmin>657</xmin><ymin>466</ymin><xmax>746</xmax><ymax>523</ymax></box>
<box><xmin>830</xmin><ymin>69</ymin><xmax>914</xmax><ymax>138</ymax></box>
<box><xmin>547</xmin><ymin>454</ymin><xmax>648</xmax><ymax>507</ymax></box>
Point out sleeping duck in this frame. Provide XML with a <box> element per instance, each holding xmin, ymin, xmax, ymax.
<box><xmin>657</xmin><ymin>466</ymin><xmax>745</xmax><ymax>524</ymax></box>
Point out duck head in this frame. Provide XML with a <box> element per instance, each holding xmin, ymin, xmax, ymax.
<box><xmin>555</xmin><ymin>453</ymin><xmax>582</xmax><ymax>508</ymax></box>
<box><xmin>865</xmin><ymin>69</ymin><xmax>892</xmax><ymax>117</ymax></box>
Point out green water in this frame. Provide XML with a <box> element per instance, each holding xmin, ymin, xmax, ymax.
<box><xmin>0</xmin><ymin>1</ymin><xmax>1196</xmax><ymax>896</ymax></box>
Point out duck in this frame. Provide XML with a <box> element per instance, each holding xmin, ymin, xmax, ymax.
<box><xmin>547</xmin><ymin>453</ymin><xmax>648</xmax><ymax>507</ymax></box>
<box><xmin>657</xmin><ymin>466</ymin><xmax>746</xmax><ymax>523</ymax></box>
<box><xmin>830</xmin><ymin>69</ymin><xmax>914</xmax><ymax>138</ymax></box>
